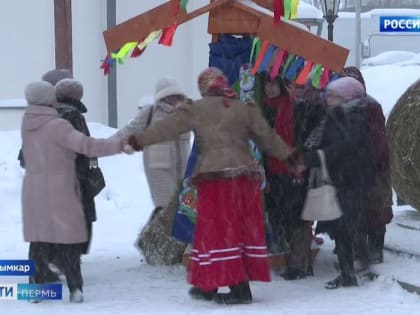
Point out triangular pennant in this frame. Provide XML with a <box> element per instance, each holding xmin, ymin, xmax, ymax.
<box><xmin>111</xmin><ymin>42</ymin><xmax>137</xmax><ymax>63</ymax></box>
<box><xmin>295</xmin><ymin>60</ymin><xmax>314</xmax><ymax>85</ymax></box>
<box><xmin>159</xmin><ymin>23</ymin><xmax>178</xmax><ymax>46</ymax></box>
<box><xmin>281</xmin><ymin>53</ymin><xmax>296</xmax><ymax>76</ymax></box>
<box><xmin>138</xmin><ymin>30</ymin><xmax>163</xmax><ymax>50</ymax></box>
<box><xmin>273</xmin><ymin>0</ymin><xmax>285</xmax><ymax>25</ymax></box>
<box><xmin>249</xmin><ymin>37</ymin><xmax>261</xmax><ymax>65</ymax></box>
<box><xmin>251</xmin><ymin>40</ymin><xmax>270</xmax><ymax>75</ymax></box>
<box><xmin>258</xmin><ymin>45</ymin><xmax>277</xmax><ymax>73</ymax></box>
<box><xmin>291</xmin><ymin>0</ymin><xmax>300</xmax><ymax>19</ymax></box>
<box><xmin>269</xmin><ymin>49</ymin><xmax>288</xmax><ymax>80</ymax></box>
<box><xmin>131</xmin><ymin>45</ymin><xmax>146</xmax><ymax>58</ymax></box>
<box><xmin>319</xmin><ymin>68</ymin><xmax>331</xmax><ymax>88</ymax></box>
<box><xmin>100</xmin><ymin>55</ymin><xmax>111</xmax><ymax>75</ymax></box>
<box><xmin>311</xmin><ymin>64</ymin><xmax>323</xmax><ymax>88</ymax></box>
<box><xmin>172</xmin><ymin>0</ymin><xmax>179</xmax><ymax>14</ymax></box>
<box><xmin>284</xmin><ymin>57</ymin><xmax>305</xmax><ymax>81</ymax></box>
<box><xmin>284</xmin><ymin>0</ymin><xmax>292</xmax><ymax>19</ymax></box>
<box><xmin>180</xmin><ymin>0</ymin><xmax>189</xmax><ymax>11</ymax></box>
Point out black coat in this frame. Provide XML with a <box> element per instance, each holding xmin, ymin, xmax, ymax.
<box><xmin>303</xmin><ymin>98</ymin><xmax>375</xmax><ymax>235</ymax></box>
<box><xmin>55</xmin><ymin>98</ymin><xmax>105</xmax><ymax>224</ymax></box>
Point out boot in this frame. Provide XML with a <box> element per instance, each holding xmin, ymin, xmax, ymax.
<box><xmin>279</xmin><ymin>267</ymin><xmax>307</xmax><ymax>280</ymax></box>
<box><xmin>368</xmin><ymin>229</ymin><xmax>385</xmax><ymax>264</ymax></box>
<box><xmin>70</xmin><ymin>289</ymin><xmax>84</xmax><ymax>303</ymax></box>
<box><xmin>188</xmin><ymin>287</ymin><xmax>216</xmax><ymax>301</ymax></box>
<box><xmin>214</xmin><ymin>282</ymin><xmax>252</xmax><ymax>304</ymax></box>
<box><xmin>325</xmin><ymin>273</ymin><xmax>358</xmax><ymax>289</ymax></box>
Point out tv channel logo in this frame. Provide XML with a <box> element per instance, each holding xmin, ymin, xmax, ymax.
<box><xmin>0</xmin><ymin>260</ymin><xmax>35</xmax><ymax>276</ymax></box>
<box><xmin>0</xmin><ymin>283</ymin><xmax>62</xmax><ymax>301</ymax></box>
<box><xmin>380</xmin><ymin>16</ymin><xmax>420</xmax><ymax>32</ymax></box>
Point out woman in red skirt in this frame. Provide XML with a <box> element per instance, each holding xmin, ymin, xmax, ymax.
<box><xmin>128</xmin><ymin>67</ymin><xmax>295</xmax><ymax>304</ymax></box>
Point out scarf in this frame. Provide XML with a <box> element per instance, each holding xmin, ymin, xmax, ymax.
<box><xmin>264</xmin><ymin>91</ymin><xmax>295</xmax><ymax>175</ymax></box>
<box><xmin>198</xmin><ymin>67</ymin><xmax>237</xmax><ymax>99</ymax></box>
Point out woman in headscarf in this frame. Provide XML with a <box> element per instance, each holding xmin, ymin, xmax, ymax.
<box><xmin>340</xmin><ymin>67</ymin><xmax>393</xmax><ymax>266</ymax></box>
<box><xmin>299</xmin><ymin>77</ymin><xmax>375</xmax><ymax>289</ymax></box>
<box><xmin>128</xmin><ymin>67</ymin><xmax>295</xmax><ymax>304</ymax></box>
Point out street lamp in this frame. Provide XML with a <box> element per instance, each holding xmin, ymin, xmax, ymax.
<box><xmin>320</xmin><ymin>0</ymin><xmax>341</xmax><ymax>41</ymax></box>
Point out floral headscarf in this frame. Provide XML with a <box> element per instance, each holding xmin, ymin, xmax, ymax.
<box><xmin>198</xmin><ymin>67</ymin><xmax>237</xmax><ymax>99</ymax></box>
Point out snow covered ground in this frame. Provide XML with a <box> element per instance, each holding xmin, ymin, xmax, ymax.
<box><xmin>1</xmin><ymin>54</ymin><xmax>420</xmax><ymax>313</ymax></box>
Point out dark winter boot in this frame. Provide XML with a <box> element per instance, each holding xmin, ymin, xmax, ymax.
<box><xmin>188</xmin><ymin>287</ymin><xmax>216</xmax><ymax>301</ymax></box>
<box><xmin>368</xmin><ymin>228</ymin><xmax>385</xmax><ymax>264</ymax></box>
<box><xmin>214</xmin><ymin>282</ymin><xmax>252</xmax><ymax>305</ymax></box>
<box><xmin>279</xmin><ymin>267</ymin><xmax>307</xmax><ymax>280</ymax></box>
<box><xmin>325</xmin><ymin>273</ymin><xmax>358</xmax><ymax>289</ymax></box>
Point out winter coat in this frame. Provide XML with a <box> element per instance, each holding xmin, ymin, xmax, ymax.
<box><xmin>115</xmin><ymin>101</ymin><xmax>190</xmax><ymax>207</ymax></box>
<box><xmin>133</xmin><ymin>96</ymin><xmax>292</xmax><ymax>183</ymax></box>
<box><xmin>56</xmin><ymin>98</ymin><xmax>105</xmax><ymax>223</ymax></box>
<box><xmin>21</xmin><ymin>105</ymin><xmax>121</xmax><ymax>244</ymax></box>
<box><xmin>365</xmin><ymin>96</ymin><xmax>393</xmax><ymax>225</ymax></box>
<box><xmin>303</xmin><ymin>98</ymin><xmax>375</xmax><ymax>235</ymax></box>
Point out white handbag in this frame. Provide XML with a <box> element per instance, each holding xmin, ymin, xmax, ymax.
<box><xmin>301</xmin><ymin>150</ymin><xmax>343</xmax><ymax>222</ymax></box>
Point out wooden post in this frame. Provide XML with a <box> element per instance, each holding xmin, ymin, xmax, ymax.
<box><xmin>54</xmin><ymin>0</ymin><xmax>73</xmax><ymax>72</ymax></box>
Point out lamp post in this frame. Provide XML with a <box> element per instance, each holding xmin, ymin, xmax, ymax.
<box><xmin>320</xmin><ymin>0</ymin><xmax>341</xmax><ymax>42</ymax></box>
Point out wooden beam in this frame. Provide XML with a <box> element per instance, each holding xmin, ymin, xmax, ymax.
<box><xmin>54</xmin><ymin>0</ymin><xmax>73</xmax><ymax>72</ymax></box>
<box><xmin>208</xmin><ymin>2</ymin><xmax>260</xmax><ymax>34</ymax></box>
<box><xmin>257</xmin><ymin>16</ymin><xmax>348</xmax><ymax>71</ymax></box>
<box><xmin>103</xmin><ymin>0</ymin><xmax>232</xmax><ymax>53</ymax></box>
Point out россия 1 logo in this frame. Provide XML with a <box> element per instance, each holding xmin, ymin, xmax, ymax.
<box><xmin>380</xmin><ymin>16</ymin><xmax>420</xmax><ymax>32</ymax></box>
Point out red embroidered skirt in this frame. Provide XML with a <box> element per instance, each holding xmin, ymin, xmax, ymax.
<box><xmin>188</xmin><ymin>176</ymin><xmax>271</xmax><ymax>291</ymax></box>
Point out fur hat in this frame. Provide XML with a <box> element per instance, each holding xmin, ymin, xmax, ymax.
<box><xmin>326</xmin><ymin>77</ymin><xmax>366</xmax><ymax>102</ymax></box>
<box><xmin>154</xmin><ymin>77</ymin><xmax>184</xmax><ymax>102</ymax></box>
<box><xmin>55</xmin><ymin>79</ymin><xmax>84</xmax><ymax>101</ymax></box>
<box><xmin>42</xmin><ymin>69</ymin><xmax>73</xmax><ymax>86</ymax></box>
<box><xmin>24</xmin><ymin>81</ymin><xmax>56</xmax><ymax>106</ymax></box>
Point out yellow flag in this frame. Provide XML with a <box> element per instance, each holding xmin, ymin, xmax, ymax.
<box><xmin>138</xmin><ymin>30</ymin><xmax>163</xmax><ymax>50</ymax></box>
<box><xmin>291</xmin><ymin>0</ymin><xmax>300</xmax><ymax>19</ymax></box>
<box><xmin>112</xmin><ymin>42</ymin><xmax>137</xmax><ymax>62</ymax></box>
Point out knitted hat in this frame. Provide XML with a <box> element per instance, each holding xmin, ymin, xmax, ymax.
<box><xmin>154</xmin><ymin>76</ymin><xmax>184</xmax><ymax>102</ymax></box>
<box><xmin>24</xmin><ymin>81</ymin><xmax>56</xmax><ymax>106</ymax></box>
<box><xmin>55</xmin><ymin>79</ymin><xmax>83</xmax><ymax>101</ymax></box>
<box><xmin>42</xmin><ymin>69</ymin><xmax>73</xmax><ymax>86</ymax></box>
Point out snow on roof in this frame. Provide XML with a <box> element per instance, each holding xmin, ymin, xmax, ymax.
<box><xmin>362</xmin><ymin>51</ymin><xmax>420</xmax><ymax>67</ymax></box>
<box><xmin>238</xmin><ymin>0</ymin><xmax>323</xmax><ymax>19</ymax></box>
<box><xmin>237</xmin><ymin>0</ymin><xmax>322</xmax><ymax>32</ymax></box>
<box><xmin>339</xmin><ymin>8</ymin><xmax>420</xmax><ymax>19</ymax></box>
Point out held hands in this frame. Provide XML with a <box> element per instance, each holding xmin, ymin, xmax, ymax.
<box><xmin>286</xmin><ymin>149</ymin><xmax>307</xmax><ymax>183</ymax></box>
<box><xmin>127</xmin><ymin>135</ymin><xmax>143</xmax><ymax>152</ymax></box>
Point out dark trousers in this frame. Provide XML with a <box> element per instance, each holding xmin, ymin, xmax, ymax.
<box><xmin>29</xmin><ymin>242</ymin><xmax>83</xmax><ymax>292</ymax></box>
<box><xmin>265</xmin><ymin>174</ymin><xmax>311</xmax><ymax>272</ymax></box>
<box><xmin>332</xmin><ymin>223</ymin><xmax>355</xmax><ymax>276</ymax></box>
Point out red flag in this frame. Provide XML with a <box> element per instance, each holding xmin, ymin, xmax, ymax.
<box><xmin>273</xmin><ymin>0</ymin><xmax>284</xmax><ymax>25</ymax></box>
<box><xmin>100</xmin><ymin>55</ymin><xmax>111</xmax><ymax>76</ymax></box>
<box><xmin>159</xmin><ymin>23</ymin><xmax>178</xmax><ymax>46</ymax></box>
<box><xmin>172</xmin><ymin>0</ymin><xmax>179</xmax><ymax>14</ymax></box>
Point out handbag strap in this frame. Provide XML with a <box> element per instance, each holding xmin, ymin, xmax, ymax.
<box><xmin>316</xmin><ymin>149</ymin><xmax>332</xmax><ymax>183</ymax></box>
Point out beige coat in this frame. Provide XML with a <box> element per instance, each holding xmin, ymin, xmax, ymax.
<box><xmin>21</xmin><ymin>105</ymin><xmax>122</xmax><ymax>244</ymax></box>
<box><xmin>134</xmin><ymin>96</ymin><xmax>292</xmax><ymax>183</ymax></box>
<box><xmin>115</xmin><ymin>101</ymin><xmax>190</xmax><ymax>207</ymax></box>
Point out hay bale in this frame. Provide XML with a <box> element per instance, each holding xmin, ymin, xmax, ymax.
<box><xmin>386</xmin><ymin>79</ymin><xmax>420</xmax><ymax>211</ymax></box>
<box><xmin>136</xmin><ymin>187</ymin><xmax>187</xmax><ymax>265</ymax></box>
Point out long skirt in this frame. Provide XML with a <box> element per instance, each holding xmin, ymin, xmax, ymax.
<box><xmin>188</xmin><ymin>176</ymin><xmax>271</xmax><ymax>291</ymax></box>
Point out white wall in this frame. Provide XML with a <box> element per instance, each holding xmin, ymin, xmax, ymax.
<box><xmin>0</xmin><ymin>0</ymin><xmax>54</xmax><ymax>130</ymax></box>
<box><xmin>72</xmin><ymin>0</ymin><xmax>108</xmax><ymax>124</ymax></box>
<box><xmin>114</xmin><ymin>0</ymin><xmax>212</xmax><ymax>128</ymax></box>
